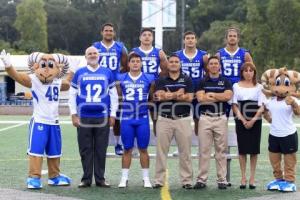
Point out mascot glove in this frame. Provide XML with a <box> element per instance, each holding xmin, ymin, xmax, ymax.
<box><xmin>68</xmin><ymin>57</ymin><xmax>81</xmax><ymax>73</ymax></box>
<box><xmin>53</xmin><ymin>53</ymin><xmax>68</xmax><ymax>65</ymax></box>
<box><xmin>0</xmin><ymin>49</ymin><xmax>12</xmax><ymax>68</ymax></box>
<box><xmin>28</xmin><ymin>52</ymin><xmax>44</xmax><ymax>67</ymax></box>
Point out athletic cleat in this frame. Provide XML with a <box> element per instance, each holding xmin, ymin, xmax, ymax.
<box><xmin>115</xmin><ymin>144</ymin><xmax>124</xmax><ymax>156</ymax></box>
<box><xmin>266</xmin><ymin>179</ymin><xmax>284</xmax><ymax>191</ymax></box>
<box><xmin>143</xmin><ymin>177</ymin><xmax>152</xmax><ymax>188</ymax></box>
<box><xmin>27</xmin><ymin>177</ymin><xmax>42</xmax><ymax>189</ymax></box>
<box><xmin>278</xmin><ymin>181</ymin><xmax>297</xmax><ymax>192</ymax></box>
<box><xmin>48</xmin><ymin>174</ymin><xmax>71</xmax><ymax>186</ymax></box>
<box><xmin>132</xmin><ymin>148</ymin><xmax>140</xmax><ymax>157</ymax></box>
<box><xmin>172</xmin><ymin>150</ymin><xmax>179</xmax><ymax>157</ymax></box>
<box><xmin>118</xmin><ymin>178</ymin><xmax>128</xmax><ymax>188</ymax></box>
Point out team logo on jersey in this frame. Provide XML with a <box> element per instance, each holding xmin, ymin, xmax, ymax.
<box><xmin>218</xmin><ymin>81</ymin><xmax>224</xmax><ymax>86</ymax></box>
<box><xmin>178</xmin><ymin>78</ymin><xmax>185</xmax><ymax>83</ymax></box>
<box><xmin>37</xmin><ymin>125</ymin><xmax>44</xmax><ymax>131</ymax></box>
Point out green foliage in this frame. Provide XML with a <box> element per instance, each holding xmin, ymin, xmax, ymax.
<box><xmin>198</xmin><ymin>20</ymin><xmax>244</xmax><ymax>55</ymax></box>
<box><xmin>1</xmin><ymin>0</ymin><xmax>300</xmax><ymax>73</ymax></box>
<box><xmin>0</xmin><ymin>39</ymin><xmax>26</xmax><ymax>54</ymax></box>
<box><xmin>14</xmin><ymin>0</ymin><xmax>48</xmax><ymax>52</ymax></box>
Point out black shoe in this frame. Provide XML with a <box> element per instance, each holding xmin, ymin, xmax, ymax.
<box><xmin>153</xmin><ymin>184</ymin><xmax>163</xmax><ymax>189</ymax></box>
<box><xmin>240</xmin><ymin>184</ymin><xmax>246</xmax><ymax>189</ymax></box>
<box><xmin>96</xmin><ymin>180</ymin><xmax>111</xmax><ymax>188</ymax></box>
<box><xmin>78</xmin><ymin>182</ymin><xmax>91</xmax><ymax>188</ymax></box>
<box><xmin>218</xmin><ymin>183</ymin><xmax>227</xmax><ymax>189</ymax></box>
<box><xmin>193</xmin><ymin>182</ymin><xmax>206</xmax><ymax>189</ymax></box>
<box><xmin>249</xmin><ymin>184</ymin><xmax>256</xmax><ymax>189</ymax></box>
<box><xmin>182</xmin><ymin>184</ymin><xmax>193</xmax><ymax>189</ymax></box>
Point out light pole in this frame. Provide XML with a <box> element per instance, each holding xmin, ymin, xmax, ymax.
<box><xmin>181</xmin><ymin>0</ymin><xmax>185</xmax><ymax>49</ymax></box>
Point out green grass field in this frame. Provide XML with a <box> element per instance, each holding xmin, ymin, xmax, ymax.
<box><xmin>0</xmin><ymin>115</ymin><xmax>300</xmax><ymax>200</ymax></box>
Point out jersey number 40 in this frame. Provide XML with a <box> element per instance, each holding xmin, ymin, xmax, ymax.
<box><xmin>99</xmin><ymin>56</ymin><xmax>118</xmax><ymax>70</ymax></box>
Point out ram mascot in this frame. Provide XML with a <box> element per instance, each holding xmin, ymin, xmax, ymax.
<box><xmin>0</xmin><ymin>50</ymin><xmax>74</xmax><ymax>189</ymax></box>
<box><xmin>261</xmin><ymin>67</ymin><xmax>300</xmax><ymax>192</ymax></box>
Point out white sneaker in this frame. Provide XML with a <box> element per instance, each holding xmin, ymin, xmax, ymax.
<box><xmin>143</xmin><ymin>177</ymin><xmax>152</xmax><ymax>188</ymax></box>
<box><xmin>118</xmin><ymin>178</ymin><xmax>128</xmax><ymax>188</ymax></box>
<box><xmin>172</xmin><ymin>150</ymin><xmax>179</xmax><ymax>157</ymax></box>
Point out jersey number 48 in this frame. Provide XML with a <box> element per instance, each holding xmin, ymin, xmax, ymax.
<box><xmin>45</xmin><ymin>86</ymin><xmax>59</xmax><ymax>101</ymax></box>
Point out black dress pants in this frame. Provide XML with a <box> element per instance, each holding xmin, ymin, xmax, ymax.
<box><xmin>77</xmin><ymin>117</ymin><xmax>110</xmax><ymax>184</ymax></box>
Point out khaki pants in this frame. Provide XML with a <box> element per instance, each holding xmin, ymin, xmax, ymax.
<box><xmin>154</xmin><ymin>116</ymin><xmax>193</xmax><ymax>185</ymax></box>
<box><xmin>196</xmin><ymin>115</ymin><xmax>228</xmax><ymax>184</ymax></box>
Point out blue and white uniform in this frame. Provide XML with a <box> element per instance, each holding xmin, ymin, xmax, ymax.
<box><xmin>176</xmin><ymin>49</ymin><xmax>207</xmax><ymax>89</ymax></box>
<box><xmin>28</xmin><ymin>74</ymin><xmax>62</xmax><ymax>158</ymax></box>
<box><xmin>218</xmin><ymin>47</ymin><xmax>249</xmax><ymax>117</ymax></box>
<box><xmin>117</xmin><ymin>72</ymin><xmax>155</xmax><ymax>150</ymax></box>
<box><xmin>131</xmin><ymin>47</ymin><xmax>161</xmax><ymax>79</ymax></box>
<box><xmin>70</xmin><ymin>66</ymin><xmax>116</xmax><ymax>118</ymax></box>
<box><xmin>176</xmin><ymin>49</ymin><xmax>207</xmax><ymax>118</ymax></box>
<box><xmin>218</xmin><ymin>47</ymin><xmax>249</xmax><ymax>85</ymax></box>
<box><xmin>93</xmin><ymin>41</ymin><xmax>126</xmax><ymax>80</ymax></box>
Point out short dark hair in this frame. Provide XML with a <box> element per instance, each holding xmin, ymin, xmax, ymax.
<box><xmin>140</xmin><ymin>28</ymin><xmax>154</xmax><ymax>35</ymax></box>
<box><xmin>225</xmin><ymin>27</ymin><xmax>240</xmax><ymax>38</ymax></box>
<box><xmin>101</xmin><ymin>23</ymin><xmax>114</xmax><ymax>31</ymax></box>
<box><xmin>128</xmin><ymin>52</ymin><xmax>142</xmax><ymax>62</ymax></box>
<box><xmin>207</xmin><ymin>55</ymin><xmax>219</xmax><ymax>64</ymax></box>
<box><xmin>183</xmin><ymin>31</ymin><xmax>196</xmax><ymax>39</ymax></box>
<box><xmin>168</xmin><ymin>53</ymin><xmax>180</xmax><ymax>60</ymax></box>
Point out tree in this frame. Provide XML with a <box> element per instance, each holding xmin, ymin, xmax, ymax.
<box><xmin>14</xmin><ymin>0</ymin><xmax>48</xmax><ymax>52</ymax></box>
<box><xmin>198</xmin><ymin>20</ymin><xmax>243</xmax><ymax>55</ymax></box>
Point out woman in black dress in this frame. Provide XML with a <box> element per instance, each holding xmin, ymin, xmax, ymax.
<box><xmin>232</xmin><ymin>62</ymin><xmax>265</xmax><ymax>189</ymax></box>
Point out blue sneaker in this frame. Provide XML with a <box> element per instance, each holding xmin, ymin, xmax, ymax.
<box><xmin>278</xmin><ymin>181</ymin><xmax>297</xmax><ymax>192</ymax></box>
<box><xmin>48</xmin><ymin>174</ymin><xmax>71</xmax><ymax>186</ymax></box>
<box><xmin>267</xmin><ymin>179</ymin><xmax>284</xmax><ymax>190</ymax></box>
<box><xmin>27</xmin><ymin>177</ymin><xmax>42</xmax><ymax>189</ymax></box>
<box><xmin>115</xmin><ymin>144</ymin><xmax>124</xmax><ymax>155</ymax></box>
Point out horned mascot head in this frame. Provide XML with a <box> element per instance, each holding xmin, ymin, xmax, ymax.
<box><xmin>28</xmin><ymin>52</ymin><xmax>69</xmax><ymax>83</ymax></box>
<box><xmin>261</xmin><ymin>67</ymin><xmax>300</xmax><ymax>98</ymax></box>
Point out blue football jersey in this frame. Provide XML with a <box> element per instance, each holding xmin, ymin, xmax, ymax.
<box><xmin>218</xmin><ymin>47</ymin><xmax>248</xmax><ymax>84</ymax></box>
<box><xmin>117</xmin><ymin>72</ymin><xmax>154</xmax><ymax>117</ymax></box>
<box><xmin>131</xmin><ymin>47</ymin><xmax>161</xmax><ymax>79</ymax></box>
<box><xmin>93</xmin><ymin>41</ymin><xmax>125</xmax><ymax>79</ymax></box>
<box><xmin>176</xmin><ymin>49</ymin><xmax>207</xmax><ymax>86</ymax></box>
<box><xmin>71</xmin><ymin>66</ymin><xmax>115</xmax><ymax>118</ymax></box>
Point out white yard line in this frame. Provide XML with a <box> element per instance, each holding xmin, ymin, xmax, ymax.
<box><xmin>1</xmin><ymin>120</ymin><xmax>300</xmax><ymax>127</ymax></box>
<box><xmin>0</xmin><ymin>122</ymin><xmax>27</xmax><ymax>133</ymax></box>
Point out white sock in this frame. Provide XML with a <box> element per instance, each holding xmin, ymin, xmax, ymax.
<box><xmin>115</xmin><ymin>136</ymin><xmax>120</xmax><ymax>145</ymax></box>
<box><xmin>142</xmin><ymin>168</ymin><xmax>149</xmax><ymax>179</ymax></box>
<box><xmin>121</xmin><ymin>168</ymin><xmax>129</xmax><ymax>180</ymax></box>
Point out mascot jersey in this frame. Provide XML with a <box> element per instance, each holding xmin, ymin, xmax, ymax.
<box><xmin>176</xmin><ymin>49</ymin><xmax>207</xmax><ymax>86</ymax></box>
<box><xmin>71</xmin><ymin>66</ymin><xmax>115</xmax><ymax>118</ymax></box>
<box><xmin>93</xmin><ymin>41</ymin><xmax>124</xmax><ymax>80</ymax></box>
<box><xmin>218</xmin><ymin>47</ymin><xmax>248</xmax><ymax>84</ymax></box>
<box><xmin>131</xmin><ymin>47</ymin><xmax>161</xmax><ymax>79</ymax></box>
<box><xmin>118</xmin><ymin>72</ymin><xmax>154</xmax><ymax>118</ymax></box>
<box><xmin>30</xmin><ymin>74</ymin><xmax>62</xmax><ymax>125</ymax></box>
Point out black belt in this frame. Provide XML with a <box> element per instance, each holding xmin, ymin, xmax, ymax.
<box><xmin>201</xmin><ymin>112</ymin><xmax>225</xmax><ymax>117</ymax></box>
<box><xmin>160</xmin><ymin>113</ymin><xmax>190</xmax><ymax>120</ymax></box>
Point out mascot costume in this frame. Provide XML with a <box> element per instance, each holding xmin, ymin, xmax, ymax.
<box><xmin>0</xmin><ymin>49</ymin><xmax>72</xmax><ymax>189</ymax></box>
<box><xmin>261</xmin><ymin>67</ymin><xmax>300</xmax><ymax>192</ymax></box>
